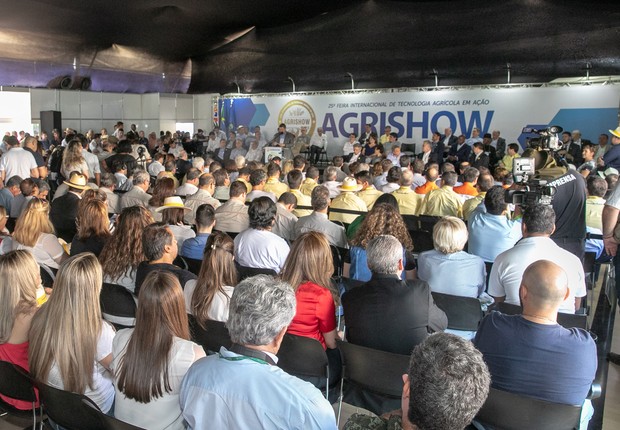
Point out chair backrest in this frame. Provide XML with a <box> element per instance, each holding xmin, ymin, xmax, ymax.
<box><xmin>431</xmin><ymin>292</ymin><xmax>483</xmax><ymax>331</ymax></box>
<box><xmin>330</xmin><ymin>245</ymin><xmax>345</xmax><ymax>278</ymax></box>
<box><xmin>408</xmin><ymin>230</ymin><xmax>434</xmax><ymax>253</ymax></box>
<box><xmin>35</xmin><ymin>380</ymin><xmax>105</xmax><ymax>430</ymax></box>
<box><xmin>278</xmin><ymin>334</ymin><xmax>328</xmax><ymax>380</ymax></box>
<box><xmin>337</xmin><ymin>340</ymin><xmax>409</xmax><ymax>398</ymax></box>
<box><xmin>82</xmin><ymin>399</ymin><xmax>146</xmax><ymax>430</ymax></box>
<box><xmin>0</xmin><ymin>361</ymin><xmax>37</xmax><ymax>403</ymax></box>
<box><xmin>417</xmin><ymin>215</ymin><xmax>443</xmax><ymax>233</ymax></box>
<box><xmin>493</xmin><ymin>302</ymin><xmax>588</xmax><ymax>330</ymax></box>
<box><xmin>40</xmin><ymin>264</ymin><xmax>56</xmax><ymax>289</ymax></box>
<box><xmin>183</xmin><ymin>257</ymin><xmax>203</xmax><ymax>275</ymax></box>
<box><xmin>475</xmin><ymin>387</ymin><xmax>582</xmax><ymax>430</ymax></box>
<box><xmin>235</xmin><ymin>264</ymin><xmax>277</xmax><ymax>281</ymax></box>
<box><xmin>100</xmin><ymin>283</ymin><xmax>137</xmax><ymax>329</ymax></box>
<box><xmin>188</xmin><ymin>315</ymin><xmax>232</xmax><ymax>354</ymax></box>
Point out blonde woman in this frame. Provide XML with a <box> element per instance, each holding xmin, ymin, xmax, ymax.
<box><xmin>0</xmin><ymin>198</ymin><xmax>67</xmax><ymax>269</ymax></box>
<box><xmin>29</xmin><ymin>253</ymin><xmax>115</xmax><ymax>413</ymax></box>
<box><xmin>417</xmin><ymin>216</ymin><xmax>486</xmax><ymax>298</ymax></box>
<box><xmin>61</xmin><ymin>140</ymin><xmax>89</xmax><ymax>180</ymax></box>
<box><xmin>0</xmin><ymin>250</ymin><xmax>43</xmax><ymax>410</ymax></box>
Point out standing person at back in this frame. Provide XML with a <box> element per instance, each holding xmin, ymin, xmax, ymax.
<box><xmin>0</xmin><ymin>136</ymin><xmax>39</xmax><ymax>181</ymax></box>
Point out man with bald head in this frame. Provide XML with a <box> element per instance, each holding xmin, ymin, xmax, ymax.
<box><xmin>475</xmin><ymin>260</ymin><xmax>597</xmax><ymax>427</ymax></box>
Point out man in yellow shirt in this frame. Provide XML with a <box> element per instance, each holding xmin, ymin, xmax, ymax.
<box><xmin>463</xmin><ymin>173</ymin><xmax>494</xmax><ymax>221</ymax></box>
<box><xmin>355</xmin><ymin>170</ymin><xmax>383</xmax><ymax>210</ymax></box>
<box><xmin>420</xmin><ymin>171</ymin><xmax>463</xmax><ymax>218</ymax></box>
<box><xmin>392</xmin><ymin>170</ymin><xmax>424</xmax><ymax>215</ymax></box>
<box><xmin>379</xmin><ymin>125</ymin><xmax>392</xmax><ymax>145</ymax></box>
<box><xmin>330</xmin><ymin>177</ymin><xmax>368</xmax><ymax>224</ymax></box>
<box><xmin>287</xmin><ymin>170</ymin><xmax>312</xmax><ymax>217</ymax></box>
<box><xmin>500</xmin><ymin>143</ymin><xmax>520</xmax><ymax>171</ymax></box>
<box><xmin>263</xmin><ymin>162</ymin><xmax>289</xmax><ymax>198</ymax></box>
<box><xmin>300</xmin><ymin>166</ymin><xmax>319</xmax><ymax>196</ymax></box>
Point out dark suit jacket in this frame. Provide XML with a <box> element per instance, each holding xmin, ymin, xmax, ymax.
<box><xmin>449</xmin><ymin>142</ymin><xmax>471</xmax><ymax>163</ymax></box>
<box><xmin>270</xmin><ymin>132</ymin><xmax>295</xmax><ymax>148</ymax></box>
<box><xmin>213</xmin><ymin>147</ymin><xmax>232</xmax><ymax>164</ymax></box>
<box><xmin>469</xmin><ymin>152</ymin><xmax>490</xmax><ymax>169</ymax></box>
<box><xmin>341</xmin><ymin>274</ymin><xmax>447</xmax><ymax>355</ymax></box>
<box><xmin>495</xmin><ymin>137</ymin><xmax>507</xmax><ymax>158</ymax></box>
<box><xmin>431</xmin><ymin>141</ymin><xmax>445</xmax><ymax>163</ymax></box>
<box><xmin>442</xmin><ymin>134</ymin><xmax>458</xmax><ymax>148</ymax></box>
<box><xmin>49</xmin><ymin>192</ymin><xmax>80</xmax><ymax>243</ymax></box>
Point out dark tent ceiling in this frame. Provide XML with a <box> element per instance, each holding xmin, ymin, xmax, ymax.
<box><xmin>0</xmin><ymin>0</ymin><xmax>618</xmax><ymax>93</ymax></box>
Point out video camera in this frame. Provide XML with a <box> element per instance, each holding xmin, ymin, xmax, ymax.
<box><xmin>505</xmin><ymin>157</ymin><xmax>556</xmax><ymax>206</ymax></box>
<box><xmin>521</xmin><ymin>125</ymin><xmax>563</xmax><ymax>151</ymax></box>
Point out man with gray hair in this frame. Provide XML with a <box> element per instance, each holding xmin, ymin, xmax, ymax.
<box><xmin>180</xmin><ymin>275</ymin><xmax>337</xmax><ymax>429</ymax></box>
<box><xmin>120</xmin><ymin>169</ymin><xmax>151</xmax><ymax>210</ymax></box>
<box><xmin>100</xmin><ymin>172</ymin><xmax>120</xmax><ymax>214</ymax></box>
<box><xmin>342</xmin><ymin>235</ymin><xmax>447</xmax><ymax>355</ymax></box>
<box><xmin>294</xmin><ymin>185</ymin><xmax>348</xmax><ymax>248</ymax></box>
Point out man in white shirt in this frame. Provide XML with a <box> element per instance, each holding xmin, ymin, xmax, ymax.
<box><xmin>80</xmin><ymin>139</ymin><xmax>101</xmax><ymax>186</ymax></box>
<box><xmin>147</xmin><ymin>153</ymin><xmax>166</xmax><ymax>177</ymax></box>
<box><xmin>466</xmin><ymin>128</ymin><xmax>483</xmax><ymax>146</ymax></box>
<box><xmin>175</xmin><ymin>168</ymin><xmax>201</xmax><ymax>197</ymax></box>
<box><xmin>489</xmin><ymin>204</ymin><xmax>586</xmax><ymax>313</ymax></box>
<box><xmin>0</xmin><ymin>136</ymin><xmax>39</xmax><ymax>181</ymax></box>
<box><xmin>309</xmin><ymin>127</ymin><xmax>328</xmax><ymax>164</ymax></box>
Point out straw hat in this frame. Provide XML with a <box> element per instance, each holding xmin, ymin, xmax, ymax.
<box><xmin>609</xmin><ymin>126</ymin><xmax>620</xmax><ymax>139</ymax></box>
<box><xmin>338</xmin><ymin>177</ymin><xmax>362</xmax><ymax>192</ymax></box>
<box><xmin>155</xmin><ymin>196</ymin><xmax>191</xmax><ymax>212</ymax></box>
<box><xmin>598</xmin><ymin>167</ymin><xmax>619</xmax><ymax>178</ymax></box>
<box><xmin>63</xmin><ymin>172</ymin><xmax>90</xmax><ymax>190</ymax></box>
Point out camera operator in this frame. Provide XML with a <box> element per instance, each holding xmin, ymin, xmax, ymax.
<box><xmin>518</xmin><ymin>147</ymin><xmax>586</xmax><ymax>260</ymax></box>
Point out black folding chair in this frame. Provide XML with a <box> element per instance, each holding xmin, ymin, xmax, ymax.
<box><xmin>36</xmin><ymin>379</ymin><xmax>144</xmax><ymax>430</ymax></box>
<box><xmin>492</xmin><ymin>302</ymin><xmax>588</xmax><ymax>330</ymax></box>
<box><xmin>100</xmin><ymin>283</ymin><xmax>137</xmax><ymax>330</ymax></box>
<box><xmin>188</xmin><ymin>315</ymin><xmax>232</xmax><ymax>354</ymax></box>
<box><xmin>39</xmin><ymin>264</ymin><xmax>56</xmax><ymax>289</ymax></box>
<box><xmin>330</xmin><ymin>245</ymin><xmax>346</xmax><ymax>278</ymax></box>
<box><xmin>336</xmin><ymin>340</ymin><xmax>410</xmax><ymax>422</ymax></box>
<box><xmin>0</xmin><ymin>361</ymin><xmax>40</xmax><ymax>430</ymax></box>
<box><xmin>277</xmin><ymin>334</ymin><xmax>330</xmax><ymax>398</ymax></box>
<box><xmin>475</xmin><ymin>387</ymin><xmax>587</xmax><ymax>430</ymax></box>
<box><xmin>235</xmin><ymin>264</ymin><xmax>277</xmax><ymax>281</ymax></box>
<box><xmin>431</xmin><ymin>292</ymin><xmax>483</xmax><ymax>331</ymax></box>
<box><xmin>182</xmin><ymin>257</ymin><xmax>203</xmax><ymax>275</ymax></box>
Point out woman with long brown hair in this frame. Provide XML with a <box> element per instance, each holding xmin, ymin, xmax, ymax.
<box><xmin>29</xmin><ymin>253</ymin><xmax>115</xmax><ymax>413</ymax></box>
<box><xmin>0</xmin><ymin>197</ymin><xmax>68</xmax><ymax>269</ymax></box>
<box><xmin>345</xmin><ymin>202</ymin><xmax>415</xmax><ymax>282</ymax></box>
<box><xmin>112</xmin><ymin>271</ymin><xmax>204</xmax><ymax>430</ymax></box>
<box><xmin>71</xmin><ymin>198</ymin><xmax>111</xmax><ymax>256</ymax></box>
<box><xmin>148</xmin><ymin>177</ymin><xmax>175</xmax><ymax>221</ymax></box>
<box><xmin>184</xmin><ymin>231</ymin><xmax>237</xmax><ymax>324</ymax></box>
<box><xmin>280</xmin><ymin>231</ymin><xmax>339</xmax><ymax>350</ymax></box>
<box><xmin>0</xmin><ymin>250</ymin><xmax>43</xmax><ymax>410</ymax></box>
<box><xmin>99</xmin><ymin>205</ymin><xmax>154</xmax><ymax>292</ymax></box>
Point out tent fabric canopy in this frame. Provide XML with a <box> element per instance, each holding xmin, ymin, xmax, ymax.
<box><xmin>0</xmin><ymin>0</ymin><xmax>618</xmax><ymax>94</ymax></box>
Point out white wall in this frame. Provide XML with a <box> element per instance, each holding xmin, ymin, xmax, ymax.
<box><xmin>27</xmin><ymin>89</ymin><xmax>217</xmax><ymax>135</ymax></box>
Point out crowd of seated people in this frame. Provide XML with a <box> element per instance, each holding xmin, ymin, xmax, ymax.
<box><xmin>0</xmin><ymin>122</ymin><xmax>612</xmax><ymax>429</ymax></box>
